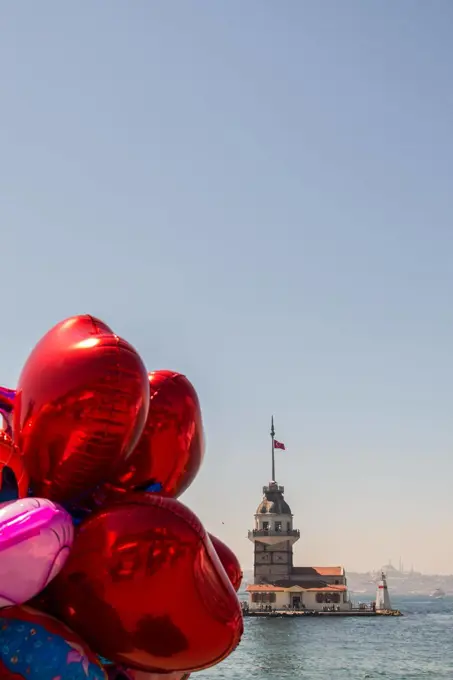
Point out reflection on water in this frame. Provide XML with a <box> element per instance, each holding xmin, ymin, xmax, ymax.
<box><xmin>198</xmin><ymin>597</ymin><xmax>453</xmax><ymax>679</ymax></box>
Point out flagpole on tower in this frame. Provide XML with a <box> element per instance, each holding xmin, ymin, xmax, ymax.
<box><xmin>271</xmin><ymin>415</ymin><xmax>275</xmax><ymax>482</ymax></box>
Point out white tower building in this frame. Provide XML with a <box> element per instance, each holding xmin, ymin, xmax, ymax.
<box><xmin>375</xmin><ymin>572</ymin><xmax>392</xmax><ymax>611</ymax></box>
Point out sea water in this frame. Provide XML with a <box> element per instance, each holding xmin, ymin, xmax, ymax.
<box><xmin>197</xmin><ymin>597</ymin><xmax>453</xmax><ymax>679</ymax></box>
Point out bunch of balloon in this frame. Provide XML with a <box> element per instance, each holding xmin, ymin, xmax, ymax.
<box><xmin>0</xmin><ymin>315</ymin><xmax>243</xmax><ymax>680</ymax></box>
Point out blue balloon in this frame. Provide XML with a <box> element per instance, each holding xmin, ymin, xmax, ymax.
<box><xmin>0</xmin><ymin>609</ymin><xmax>106</xmax><ymax>679</ymax></box>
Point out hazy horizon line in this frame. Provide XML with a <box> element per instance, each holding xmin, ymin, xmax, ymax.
<box><xmin>241</xmin><ymin>567</ymin><xmax>453</xmax><ymax>577</ymax></box>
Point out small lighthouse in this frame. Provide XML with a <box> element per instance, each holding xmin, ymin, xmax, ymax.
<box><xmin>375</xmin><ymin>572</ymin><xmax>392</xmax><ymax>611</ymax></box>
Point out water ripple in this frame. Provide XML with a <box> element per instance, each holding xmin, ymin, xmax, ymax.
<box><xmin>198</xmin><ymin>598</ymin><xmax>453</xmax><ymax>679</ymax></box>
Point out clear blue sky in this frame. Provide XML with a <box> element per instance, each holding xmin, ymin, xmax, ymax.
<box><xmin>1</xmin><ymin>1</ymin><xmax>453</xmax><ymax>573</ymax></box>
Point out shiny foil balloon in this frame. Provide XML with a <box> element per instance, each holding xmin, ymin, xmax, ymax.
<box><xmin>209</xmin><ymin>534</ymin><xmax>243</xmax><ymax>592</ymax></box>
<box><xmin>0</xmin><ymin>605</ymin><xmax>106</xmax><ymax>679</ymax></box>
<box><xmin>106</xmin><ymin>668</ymin><xmax>190</xmax><ymax>680</ymax></box>
<box><xmin>100</xmin><ymin>371</ymin><xmax>204</xmax><ymax>500</ymax></box>
<box><xmin>0</xmin><ymin>497</ymin><xmax>74</xmax><ymax>607</ymax></box>
<box><xmin>46</xmin><ymin>493</ymin><xmax>243</xmax><ymax>673</ymax></box>
<box><xmin>13</xmin><ymin>315</ymin><xmax>150</xmax><ymax>504</ymax></box>
<box><xmin>0</xmin><ymin>430</ymin><xmax>29</xmax><ymax>501</ymax></box>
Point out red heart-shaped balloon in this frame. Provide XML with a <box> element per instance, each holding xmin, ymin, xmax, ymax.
<box><xmin>106</xmin><ymin>668</ymin><xmax>190</xmax><ymax>680</ymax></box>
<box><xmin>100</xmin><ymin>371</ymin><xmax>204</xmax><ymax>500</ymax></box>
<box><xmin>209</xmin><ymin>534</ymin><xmax>243</xmax><ymax>592</ymax></box>
<box><xmin>45</xmin><ymin>494</ymin><xmax>243</xmax><ymax>673</ymax></box>
<box><xmin>13</xmin><ymin>315</ymin><xmax>150</xmax><ymax>504</ymax></box>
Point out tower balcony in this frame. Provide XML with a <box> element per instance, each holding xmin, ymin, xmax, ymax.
<box><xmin>248</xmin><ymin>528</ymin><xmax>300</xmax><ymax>545</ymax></box>
<box><xmin>249</xmin><ymin>529</ymin><xmax>300</xmax><ymax>538</ymax></box>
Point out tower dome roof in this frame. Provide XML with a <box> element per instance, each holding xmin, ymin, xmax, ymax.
<box><xmin>256</xmin><ymin>482</ymin><xmax>292</xmax><ymax>515</ymax></box>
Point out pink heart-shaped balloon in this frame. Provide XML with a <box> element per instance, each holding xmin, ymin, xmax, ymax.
<box><xmin>0</xmin><ymin>497</ymin><xmax>74</xmax><ymax>607</ymax></box>
<box><xmin>13</xmin><ymin>315</ymin><xmax>150</xmax><ymax>504</ymax></box>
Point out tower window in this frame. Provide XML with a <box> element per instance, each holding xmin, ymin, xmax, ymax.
<box><xmin>275</xmin><ymin>521</ymin><xmax>282</xmax><ymax>532</ymax></box>
<box><xmin>287</xmin><ymin>521</ymin><xmax>291</xmax><ymax>531</ymax></box>
<box><xmin>262</xmin><ymin>522</ymin><xmax>269</xmax><ymax>531</ymax></box>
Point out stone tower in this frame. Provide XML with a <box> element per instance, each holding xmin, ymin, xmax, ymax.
<box><xmin>248</xmin><ymin>481</ymin><xmax>300</xmax><ymax>584</ymax></box>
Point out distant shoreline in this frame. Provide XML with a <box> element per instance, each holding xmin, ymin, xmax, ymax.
<box><xmin>241</xmin><ymin>568</ymin><xmax>453</xmax><ymax>597</ymax></box>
